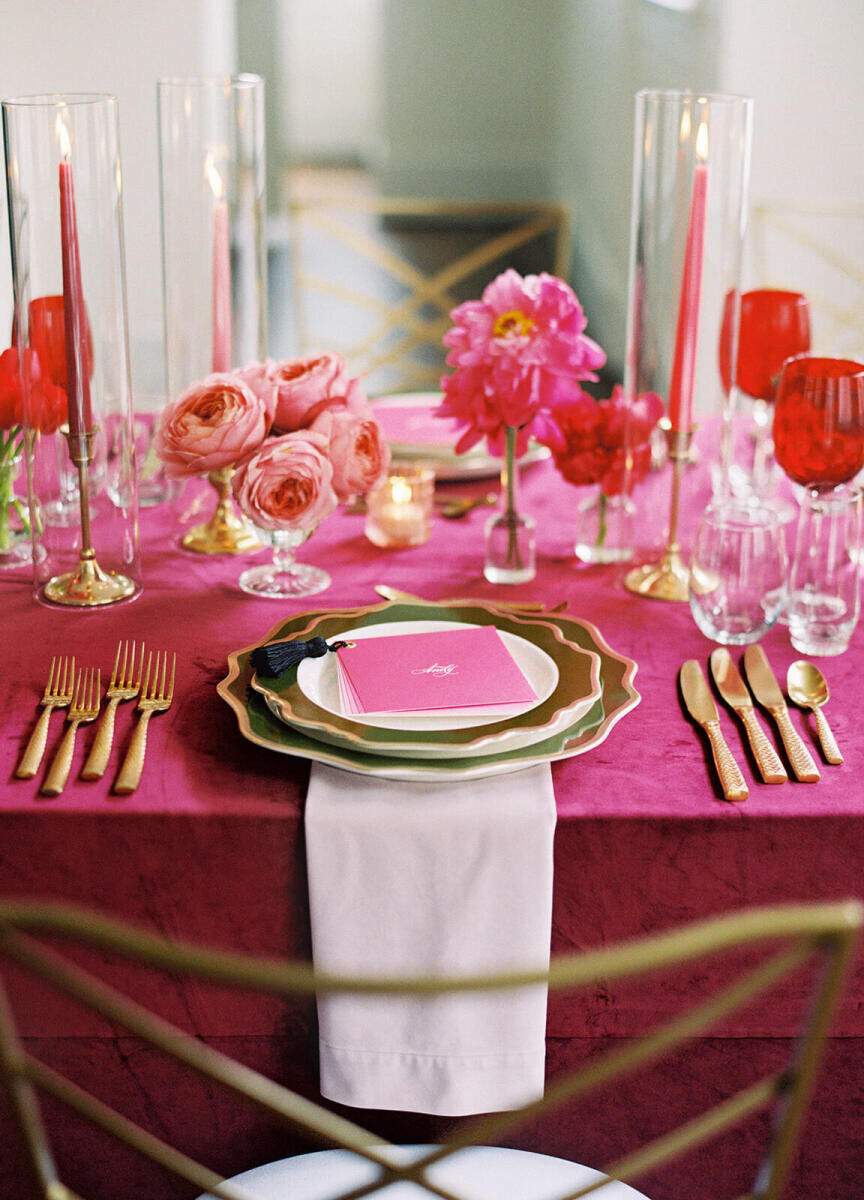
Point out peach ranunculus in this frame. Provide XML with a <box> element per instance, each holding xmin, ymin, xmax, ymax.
<box><xmin>231</xmin><ymin>431</ymin><xmax>339</xmax><ymax>531</ymax></box>
<box><xmin>155</xmin><ymin>373</ymin><xmax>270</xmax><ymax>479</ymax></box>
<box><xmin>311</xmin><ymin>406</ymin><xmax>390</xmax><ymax>500</ymax></box>
<box><xmin>270</xmin><ymin>352</ymin><xmax>351</xmax><ymax>431</ymax></box>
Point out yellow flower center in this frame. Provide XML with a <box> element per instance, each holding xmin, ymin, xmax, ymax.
<box><xmin>492</xmin><ymin>309</ymin><xmax>535</xmax><ymax>338</ymax></box>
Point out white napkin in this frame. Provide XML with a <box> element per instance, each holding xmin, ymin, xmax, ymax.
<box><xmin>304</xmin><ymin>761</ymin><xmax>556</xmax><ymax>1116</ymax></box>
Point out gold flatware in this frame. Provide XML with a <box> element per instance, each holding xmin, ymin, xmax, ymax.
<box><xmin>709</xmin><ymin>648</ymin><xmax>787</xmax><ymax>784</ymax></box>
<box><xmin>16</xmin><ymin>656</ymin><xmax>76</xmax><ymax>779</ymax></box>
<box><xmin>435</xmin><ymin>491</ymin><xmax>498</xmax><ymax>519</ymax></box>
<box><xmin>373</xmin><ymin>584</ymin><xmax>566</xmax><ymax>614</ymax></box>
<box><xmin>81</xmin><ymin>641</ymin><xmax>144</xmax><ymax>781</ymax></box>
<box><xmin>41</xmin><ymin>668</ymin><xmax>101</xmax><ymax>797</ymax></box>
<box><xmin>113</xmin><ymin>651</ymin><xmax>176</xmax><ymax>796</ymax></box>
<box><xmin>787</xmin><ymin>660</ymin><xmax>843</xmax><ymax>765</ymax></box>
<box><xmin>743</xmin><ymin>645</ymin><xmax>820</xmax><ymax>782</ymax></box>
<box><xmin>680</xmin><ymin>659</ymin><xmax>748</xmax><ymax>802</ymax></box>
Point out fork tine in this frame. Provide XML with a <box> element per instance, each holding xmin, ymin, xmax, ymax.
<box><xmin>165</xmin><ymin>652</ymin><xmax>176</xmax><ymax>703</ymax></box>
<box><xmin>45</xmin><ymin>656</ymin><xmax>57</xmax><ymax>697</ymax></box>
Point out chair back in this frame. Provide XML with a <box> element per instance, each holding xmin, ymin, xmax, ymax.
<box><xmin>285</xmin><ymin>190</ymin><xmax>570</xmax><ymax>395</ymax></box>
<box><xmin>0</xmin><ymin>900</ymin><xmax>859</xmax><ymax>1200</ymax></box>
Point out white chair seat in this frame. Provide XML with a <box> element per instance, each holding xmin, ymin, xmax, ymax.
<box><xmin>197</xmin><ymin>1144</ymin><xmax>651</xmax><ymax>1200</ymax></box>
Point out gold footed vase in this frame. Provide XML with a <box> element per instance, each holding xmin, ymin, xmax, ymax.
<box><xmin>182</xmin><ymin>466</ymin><xmax>261</xmax><ymax>555</ymax></box>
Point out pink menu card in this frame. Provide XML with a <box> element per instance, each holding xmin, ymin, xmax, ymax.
<box><xmin>373</xmin><ymin>403</ymin><xmax>463</xmax><ymax>447</ymax></box>
<box><xmin>337</xmin><ymin>626</ymin><xmax>537</xmax><ymax>716</ymax></box>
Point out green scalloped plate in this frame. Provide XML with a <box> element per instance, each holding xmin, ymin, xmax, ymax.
<box><xmin>218</xmin><ymin>600</ymin><xmax>640</xmax><ymax>782</ymax></box>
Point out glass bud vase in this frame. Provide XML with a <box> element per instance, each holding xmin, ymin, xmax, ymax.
<box><xmin>237</xmin><ymin>525</ymin><xmax>331</xmax><ymax>599</ymax></box>
<box><xmin>573</xmin><ymin>487</ymin><xmax>635</xmax><ymax>565</ymax></box>
<box><xmin>0</xmin><ymin>450</ymin><xmax>32</xmax><ymax>569</ymax></box>
<box><xmin>484</xmin><ymin>427</ymin><xmax>536</xmax><ymax>584</ymax></box>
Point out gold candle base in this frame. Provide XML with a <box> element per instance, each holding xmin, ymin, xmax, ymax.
<box><xmin>181</xmin><ymin>467</ymin><xmax>261</xmax><ymax>555</ymax></box>
<box><xmin>44</xmin><ymin>553</ymin><xmax>137</xmax><ymax>607</ymax></box>
<box><xmin>624</xmin><ymin>428</ymin><xmax>692</xmax><ymax>603</ymax></box>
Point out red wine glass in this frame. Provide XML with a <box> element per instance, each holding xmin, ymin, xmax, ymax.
<box><xmin>774</xmin><ymin>355</ymin><xmax>864</xmax><ymax>652</ymax></box>
<box><xmin>719</xmin><ymin>289</ymin><xmax>810</xmax><ymax>505</ymax></box>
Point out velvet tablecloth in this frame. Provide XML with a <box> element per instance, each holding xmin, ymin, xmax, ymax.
<box><xmin>1</xmin><ymin>445</ymin><xmax>862</xmax><ymax>1198</ymax></box>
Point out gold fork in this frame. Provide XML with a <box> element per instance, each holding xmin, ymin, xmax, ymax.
<box><xmin>41</xmin><ymin>668</ymin><xmax>101</xmax><ymax>797</ymax></box>
<box><xmin>113</xmin><ymin>651</ymin><xmax>176</xmax><ymax>796</ymax></box>
<box><xmin>81</xmin><ymin>641</ymin><xmax>144</xmax><ymax>781</ymax></box>
<box><xmin>16</xmin><ymin>656</ymin><xmax>76</xmax><ymax>779</ymax></box>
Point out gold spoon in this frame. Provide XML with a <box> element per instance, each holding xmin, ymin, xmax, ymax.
<box><xmin>786</xmin><ymin>660</ymin><xmax>843</xmax><ymax>764</ymax></box>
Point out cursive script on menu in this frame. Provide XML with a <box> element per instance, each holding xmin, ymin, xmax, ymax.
<box><xmin>411</xmin><ymin>662</ymin><xmax>458</xmax><ymax>677</ymax></box>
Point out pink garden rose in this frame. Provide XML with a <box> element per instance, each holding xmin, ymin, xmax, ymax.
<box><xmin>234</xmin><ymin>359</ymin><xmax>278</xmax><ymax>424</ymax></box>
<box><xmin>231</xmin><ymin>431</ymin><xmax>338</xmax><ymax>531</ymax></box>
<box><xmin>155</xmin><ymin>373</ymin><xmax>269</xmax><ymax>478</ymax></box>
<box><xmin>312</xmin><ymin>406</ymin><xmax>391</xmax><ymax>500</ymax></box>
<box><xmin>438</xmin><ymin>270</ymin><xmax>606</xmax><ymax>455</ymax></box>
<box><xmin>269</xmin><ymin>352</ymin><xmax>352</xmax><ymax>431</ymax></box>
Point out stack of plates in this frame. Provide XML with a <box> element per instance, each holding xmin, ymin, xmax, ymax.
<box><xmin>371</xmin><ymin>393</ymin><xmax>550</xmax><ymax>481</ymax></box>
<box><xmin>218</xmin><ymin>599</ymin><xmax>640</xmax><ymax>782</ymax></box>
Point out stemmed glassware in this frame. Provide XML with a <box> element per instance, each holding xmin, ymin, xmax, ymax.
<box><xmin>773</xmin><ymin>355</ymin><xmax>864</xmax><ymax>654</ymax></box>
<box><xmin>718</xmin><ymin>288</ymin><xmax>810</xmax><ymax>513</ymax></box>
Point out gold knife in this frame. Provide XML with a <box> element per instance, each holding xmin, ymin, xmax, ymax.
<box><xmin>709</xmin><ymin>648</ymin><xmax>788</xmax><ymax>784</ymax></box>
<box><xmin>742</xmin><ymin>645</ymin><xmax>820</xmax><ymax>782</ymax></box>
<box><xmin>680</xmin><ymin>660</ymin><xmax>749</xmax><ymax>802</ymax></box>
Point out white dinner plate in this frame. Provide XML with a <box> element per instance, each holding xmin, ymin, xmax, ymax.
<box><xmin>249</xmin><ymin>604</ymin><xmax>601</xmax><ymax>760</ymax></box>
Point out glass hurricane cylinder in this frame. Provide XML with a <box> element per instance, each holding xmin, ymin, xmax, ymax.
<box><xmin>158</xmin><ymin>75</ymin><xmax>267</xmax><ymax>402</ymax></box>
<box><xmin>2</xmin><ymin>93</ymin><xmax>142</xmax><ymax>606</ymax></box>
<box><xmin>622</xmin><ymin>90</ymin><xmax>752</xmax><ymax>602</ymax></box>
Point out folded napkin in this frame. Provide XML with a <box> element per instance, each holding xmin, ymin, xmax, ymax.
<box><xmin>305</xmin><ymin>762</ymin><xmax>556</xmax><ymax>1116</ymax></box>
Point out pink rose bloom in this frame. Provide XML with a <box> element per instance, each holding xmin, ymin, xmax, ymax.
<box><xmin>231</xmin><ymin>431</ymin><xmax>338</xmax><ymax>531</ymax></box>
<box><xmin>234</xmin><ymin>359</ymin><xmax>278</xmax><ymax>424</ymax></box>
<box><xmin>312</xmin><ymin>407</ymin><xmax>391</xmax><ymax>500</ymax></box>
<box><xmin>438</xmin><ymin>269</ymin><xmax>606</xmax><ymax>454</ymax></box>
<box><xmin>269</xmin><ymin>352</ymin><xmax>350</xmax><ymax>431</ymax></box>
<box><xmin>155</xmin><ymin>373</ymin><xmax>270</xmax><ymax>478</ymax></box>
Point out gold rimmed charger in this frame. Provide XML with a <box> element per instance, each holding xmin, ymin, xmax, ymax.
<box><xmin>218</xmin><ymin>600</ymin><xmax>640</xmax><ymax>782</ymax></box>
<box><xmin>249</xmin><ymin>603</ymin><xmax>601</xmax><ymax>760</ymax></box>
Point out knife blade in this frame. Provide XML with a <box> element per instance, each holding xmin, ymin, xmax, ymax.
<box><xmin>680</xmin><ymin>660</ymin><xmax>749</xmax><ymax>802</ymax></box>
<box><xmin>709</xmin><ymin>648</ymin><xmax>788</xmax><ymax>784</ymax></box>
<box><xmin>742</xmin><ymin>645</ymin><xmax>820</xmax><ymax>782</ymax></box>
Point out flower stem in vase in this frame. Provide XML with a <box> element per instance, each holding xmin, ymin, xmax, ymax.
<box><xmin>484</xmin><ymin>426</ymin><xmax>536</xmax><ymax>584</ymax></box>
<box><xmin>574</xmin><ymin>488</ymin><xmax>636</xmax><ymax>565</ymax></box>
<box><xmin>237</xmin><ymin>525</ymin><xmax>331</xmax><ymax>598</ymax></box>
<box><xmin>181</xmin><ymin>465</ymin><xmax>262</xmax><ymax>555</ymax></box>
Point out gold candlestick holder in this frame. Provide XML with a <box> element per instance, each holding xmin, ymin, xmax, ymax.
<box><xmin>44</xmin><ymin>427</ymin><xmax>137</xmax><ymax>607</ymax></box>
<box><xmin>181</xmin><ymin>466</ymin><xmax>261</xmax><ymax>555</ymax></box>
<box><xmin>624</xmin><ymin>429</ymin><xmax>692</xmax><ymax>602</ymax></box>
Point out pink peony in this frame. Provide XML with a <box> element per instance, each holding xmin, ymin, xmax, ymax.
<box><xmin>438</xmin><ymin>270</ymin><xmax>606</xmax><ymax>454</ymax></box>
<box><xmin>155</xmin><ymin>373</ymin><xmax>270</xmax><ymax>478</ymax></box>
<box><xmin>231</xmin><ymin>431</ymin><xmax>339</xmax><ymax>531</ymax></box>
<box><xmin>312</xmin><ymin>406</ymin><xmax>391</xmax><ymax>500</ymax></box>
<box><xmin>269</xmin><ymin>352</ymin><xmax>351</xmax><ymax>431</ymax></box>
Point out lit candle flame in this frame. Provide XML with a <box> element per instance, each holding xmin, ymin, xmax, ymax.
<box><xmin>391</xmin><ymin>477</ymin><xmax>413</xmax><ymax>505</ymax></box>
<box><xmin>696</xmin><ymin>120</ymin><xmax>709</xmax><ymax>162</ymax></box>
<box><xmin>205</xmin><ymin>151</ymin><xmax>224</xmax><ymax>201</ymax></box>
<box><xmin>56</xmin><ymin>114</ymin><xmax>72</xmax><ymax>161</ymax></box>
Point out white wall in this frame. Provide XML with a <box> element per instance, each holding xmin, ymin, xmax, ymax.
<box><xmin>0</xmin><ymin>0</ymin><xmax>236</xmax><ymax>395</ymax></box>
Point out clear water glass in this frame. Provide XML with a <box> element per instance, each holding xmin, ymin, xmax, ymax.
<box><xmin>689</xmin><ymin>499</ymin><xmax>788</xmax><ymax>644</ymax></box>
<box><xmin>788</xmin><ymin>485</ymin><xmax>862</xmax><ymax>656</ymax></box>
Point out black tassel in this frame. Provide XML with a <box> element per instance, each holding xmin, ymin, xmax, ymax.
<box><xmin>251</xmin><ymin>636</ymin><xmax>350</xmax><ymax>677</ymax></box>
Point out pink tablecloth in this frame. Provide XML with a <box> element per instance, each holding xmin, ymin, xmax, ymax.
<box><xmin>1</xmin><ymin>442</ymin><xmax>863</xmax><ymax>1199</ymax></box>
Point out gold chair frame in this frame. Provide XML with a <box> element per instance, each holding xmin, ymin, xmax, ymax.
<box><xmin>287</xmin><ymin>194</ymin><xmax>571</xmax><ymax>393</ymax></box>
<box><xmin>0</xmin><ymin>899</ymin><xmax>859</xmax><ymax>1200</ymax></box>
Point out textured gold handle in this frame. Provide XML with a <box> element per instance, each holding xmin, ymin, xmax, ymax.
<box><xmin>772</xmin><ymin>707</ymin><xmax>820</xmax><ymax>782</ymax></box>
<box><xmin>41</xmin><ymin>720</ymin><xmax>80</xmax><ymax>797</ymax></box>
<box><xmin>813</xmin><ymin>706</ymin><xmax>843</xmax><ymax>765</ymax></box>
<box><xmin>705</xmin><ymin>721</ymin><xmax>749</xmax><ymax>802</ymax></box>
<box><xmin>81</xmin><ymin>697</ymin><xmax>119</xmax><ymax>780</ymax></box>
<box><xmin>739</xmin><ymin>708</ymin><xmax>788</xmax><ymax>784</ymax></box>
<box><xmin>113</xmin><ymin>711</ymin><xmax>152</xmax><ymax>796</ymax></box>
<box><xmin>16</xmin><ymin>704</ymin><xmax>56</xmax><ymax>779</ymax></box>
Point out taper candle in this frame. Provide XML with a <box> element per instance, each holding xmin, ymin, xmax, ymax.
<box><xmin>57</xmin><ymin>116</ymin><xmax>92</xmax><ymax>438</ymax></box>
<box><xmin>207</xmin><ymin>154</ymin><xmax>232</xmax><ymax>373</ymax></box>
<box><xmin>667</xmin><ymin>120</ymin><xmax>708</xmax><ymax>434</ymax></box>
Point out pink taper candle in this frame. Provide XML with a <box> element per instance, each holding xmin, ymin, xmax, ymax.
<box><xmin>58</xmin><ymin>119</ymin><xmax>92</xmax><ymax>438</ymax></box>
<box><xmin>208</xmin><ymin>158</ymin><xmax>232</xmax><ymax>373</ymax></box>
<box><xmin>667</xmin><ymin>122</ymin><xmax>708</xmax><ymax>434</ymax></box>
